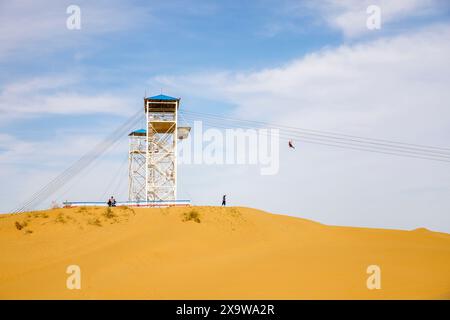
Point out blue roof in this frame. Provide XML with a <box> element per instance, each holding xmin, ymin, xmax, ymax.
<box><xmin>147</xmin><ymin>94</ymin><xmax>178</xmax><ymax>101</ymax></box>
<box><xmin>129</xmin><ymin>129</ymin><xmax>146</xmax><ymax>136</ymax></box>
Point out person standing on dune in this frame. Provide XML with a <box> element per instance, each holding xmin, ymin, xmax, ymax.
<box><xmin>222</xmin><ymin>195</ymin><xmax>226</xmax><ymax>206</ymax></box>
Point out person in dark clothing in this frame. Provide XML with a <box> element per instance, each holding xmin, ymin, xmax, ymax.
<box><xmin>108</xmin><ymin>196</ymin><xmax>116</xmax><ymax>207</ymax></box>
<box><xmin>222</xmin><ymin>195</ymin><xmax>226</xmax><ymax>206</ymax></box>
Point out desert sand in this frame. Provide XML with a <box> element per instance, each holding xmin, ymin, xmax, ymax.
<box><xmin>0</xmin><ymin>206</ymin><xmax>449</xmax><ymax>299</ymax></box>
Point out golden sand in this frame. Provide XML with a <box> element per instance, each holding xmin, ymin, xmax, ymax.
<box><xmin>0</xmin><ymin>206</ymin><xmax>449</xmax><ymax>299</ymax></box>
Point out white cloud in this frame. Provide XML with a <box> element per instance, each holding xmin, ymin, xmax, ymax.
<box><xmin>0</xmin><ymin>0</ymin><xmax>150</xmax><ymax>60</ymax></box>
<box><xmin>151</xmin><ymin>24</ymin><xmax>450</xmax><ymax>232</ymax></box>
<box><xmin>0</xmin><ymin>72</ymin><xmax>139</xmax><ymax>212</ymax></box>
<box><xmin>2</xmin><ymin>3</ymin><xmax>449</xmax><ymax>233</ymax></box>
<box><xmin>296</xmin><ymin>0</ymin><xmax>443</xmax><ymax>38</ymax></box>
<box><xmin>0</xmin><ymin>74</ymin><xmax>136</xmax><ymax>120</ymax></box>
<box><xmin>0</xmin><ymin>129</ymin><xmax>130</xmax><ymax>212</ymax></box>
<box><xmin>154</xmin><ymin>24</ymin><xmax>450</xmax><ymax>143</ymax></box>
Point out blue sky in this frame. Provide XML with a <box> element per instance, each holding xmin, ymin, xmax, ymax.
<box><xmin>2</xmin><ymin>0</ymin><xmax>448</xmax><ymax>140</ymax></box>
<box><xmin>1</xmin><ymin>0</ymin><xmax>450</xmax><ymax>232</ymax></box>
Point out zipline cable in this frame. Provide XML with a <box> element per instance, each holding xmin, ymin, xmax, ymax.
<box><xmin>182</xmin><ymin>114</ymin><xmax>450</xmax><ymax>163</ymax></box>
<box><xmin>99</xmin><ymin>152</ymin><xmax>130</xmax><ymax>202</ymax></box>
<box><xmin>55</xmin><ymin>135</ymin><xmax>128</xmax><ymax>204</ymax></box>
<box><xmin>181</xmin><ymin>110</ymin><xmax>450</xmax><ymax>155</ymax></box>
<box><xmin>111</xmin><ymin>153</ymin><xmax>131</xmax><ymax>201</ymax></box>
<box><xmin>13</xmin><ymin>109</ymin><xmax>142</xmax><ymax>213</ymax></box>
<box><xmin>180</xmin><ymin>112</ymin><xmax>450</xmax><ymax>158</ymax></box>
<box><xmin>185</xmin><ymin>115</ymin><xmax>450</xmax><ymax>162</ymax></box>
<box><xmin>13</xmin><ymin>105</ymin><xmax>450</xmax><ymax>213</ymax></box>
<box><xmin>182</xmin><ymin>114</ymin><xmax>450</xmax><ymax>160</ymax></box>
<box><xmin>195</xmin><ymin>118</ymin><xmax>450</xmax><ymax>163</ymax></box>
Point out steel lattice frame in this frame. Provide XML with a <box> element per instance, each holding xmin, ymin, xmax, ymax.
<box><xmin>145</xmin><ymin>99</ymin><xmax>178</xmax><ymax>201</ymax></box>
<box><xmin>129</xmin><ymin>96</ymin><xmax>190</xmax><ymax>203</ymax></box>
<box><xmin>128</xmin><ymin>134</ymin><xmax>146</xmax><ymax>201</ymax></box>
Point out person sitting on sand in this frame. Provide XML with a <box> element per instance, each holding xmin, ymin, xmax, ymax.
<box><xmin>107</xmin><ymin>196</ymin><xmax>116</xmax><ymax>207</ymax></box>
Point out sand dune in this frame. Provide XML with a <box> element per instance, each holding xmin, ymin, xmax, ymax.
<box><xmin>0</xmin><ymin>206</ymin><xmax>449</xmax><ymax>299</ymax></box>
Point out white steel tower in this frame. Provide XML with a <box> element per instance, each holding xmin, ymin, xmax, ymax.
<box><xmin>128</xmin><ymin>94</ymin><xmax>190</xmax><ymax>204</ymax></box>
<box><xmin>145</xmin><ymin>95</ymin><xmax>178</xmax><ymax>201</ymax></box>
